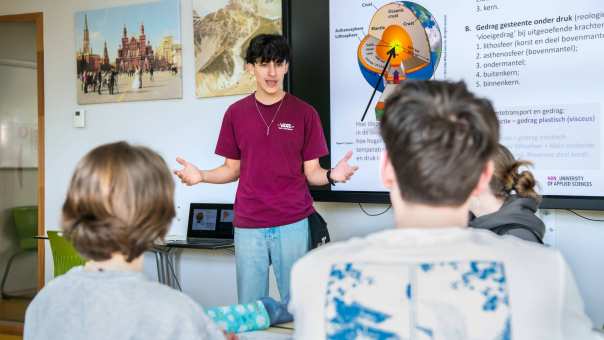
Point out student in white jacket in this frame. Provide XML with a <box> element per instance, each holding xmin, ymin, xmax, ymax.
<box><xmin>290</xmin><ymin>80</ymin><xmax>601</xmax><ymax>340</ymax></box>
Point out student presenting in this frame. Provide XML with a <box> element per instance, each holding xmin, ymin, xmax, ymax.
<box><xmin>175</xmin><ymin>34</ymin><xmax>358</xmax><ymax>304</ymax></box>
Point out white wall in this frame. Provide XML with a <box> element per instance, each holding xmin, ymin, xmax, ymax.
<box><xmin>144</xmin><ymin>202</ymin><xmax>395</xmax><ymax>307</ymax></box>
<box><xmin>0</xmin><ymin>0</ymin><xmax>239</xmax><ymax>285</ymax></box>
<box><xmin>1</xmin><ymin>0</ymin><xmax>603</xmax><ymax>328</ymax></box>
<box><xmin>540</xmin><ymin>209</ymin><xmax>604</xmax><ymax>327</ymax></box>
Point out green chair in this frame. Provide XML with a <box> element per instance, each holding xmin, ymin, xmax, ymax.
<box><xmin>47</xmin><ymin>230</ymin><xmax>86</xmax><ymax>277</ymax></box>
<box><xmin>1</xmin><ymin>206</ymin><xmax>38</xmax><ymax>298</ymax></box>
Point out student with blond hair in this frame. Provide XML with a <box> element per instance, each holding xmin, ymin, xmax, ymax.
<box><xmin>24</xmin><ymin>142</ymin><xmax>227</xmax><ymax>340</ymax></box>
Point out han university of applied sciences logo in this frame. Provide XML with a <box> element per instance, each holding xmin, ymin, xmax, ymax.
<box><xmin>277</xmin><ymin>122</ymin><xmax>295</xmax><ymax>131</ymax></box>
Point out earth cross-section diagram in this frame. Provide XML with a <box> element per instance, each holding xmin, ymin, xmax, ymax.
<box><xmin>357</xmin><ymin>2</ymin><xmax>442</xmax><ymax>120</ymax></box>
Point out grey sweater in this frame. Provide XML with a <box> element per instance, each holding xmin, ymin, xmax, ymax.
<box><xmin>24</xmin><ymin>267</ymin><xmax>225</xmax><ymax>340</ymax></box>
<box><xmin>470</xmin><ymin>196</ymin><xmax>546</xmax><ymax>243</ymax></box>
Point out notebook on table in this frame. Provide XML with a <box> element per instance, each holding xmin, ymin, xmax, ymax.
<box><xmin>165</xmin><ymin>203</ymin><xmax>234</xmax><ymax>249</ymax></box>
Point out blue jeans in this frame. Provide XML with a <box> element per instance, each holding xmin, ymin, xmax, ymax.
<box><xmin>260</xmin><ymin>296</ymin><xmax>293</xmax><ymax>325</ymax></box>
<box><xmin>234</xmin><ymin>218</ymin><xmax>309</xmax><ymax>304</ymax></box>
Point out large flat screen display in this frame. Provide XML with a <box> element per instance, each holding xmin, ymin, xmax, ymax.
<box><xmin>288</xmin><ymin>0</ymin><xmax>604</xmax><ymax>209</ymax></box>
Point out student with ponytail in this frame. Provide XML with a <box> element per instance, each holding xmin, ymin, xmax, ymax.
<box><xmin>469</xmin><ymin>143</ymin><xmax>546</xmax><ymax>243</ymax></box>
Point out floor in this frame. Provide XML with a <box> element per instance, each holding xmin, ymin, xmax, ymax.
<box><xmin>0</xmin><ymin>297</ymin><xmax>30</xmax><ymax>323</ymax></box>
<box><xmin>0</xmin><ymin>334</ymin><xmax>21</xmax><ymax>340</ymax></box>
<box><xmin>0</xmin><ymin>295</ymin><xmax>30</xmax><ymax>339</ymax></box>
<box><xmin>0</xmin><ymin>334</ymin><xmax>23</xmax><ymax>340</ymax></box>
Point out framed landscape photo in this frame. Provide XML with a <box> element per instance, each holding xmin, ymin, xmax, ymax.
<box><xmin>193</xmin><ymin>0</ymin><xmax>283</xmax><ymax>98</ymax></box>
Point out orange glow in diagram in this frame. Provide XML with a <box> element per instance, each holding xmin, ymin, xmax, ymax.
<box><xmin>376</xmin><ymin>25</ymin><xmax>413</xmax><ymax>66</ymax></box>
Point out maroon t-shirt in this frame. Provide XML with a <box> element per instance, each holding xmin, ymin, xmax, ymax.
<box><xmin>215</xmin><ymin>93</ymin><xmax>329</xmax><ymax>228</ymax></box>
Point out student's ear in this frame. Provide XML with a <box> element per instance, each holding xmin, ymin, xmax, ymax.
<box><xmin>471</xmin><ymin>160</ymin><xmax>494</xmax><ymax>197</ymax></box>
<box><xmin>245</xmin><ymin>63</ymin><xmax>254</xmax><ymax>75</ymax></box>
<box><xmin>380</xmin><ymin>150</ymin><xmax>396</xmax><ymax>189</ymax></box>
<box><xmin>284</xmin><ymin>62</ymin><xmax>289</xmax><ymax>75</ymax></box>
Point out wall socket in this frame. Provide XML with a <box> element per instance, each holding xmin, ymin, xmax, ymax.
<box><xmin>73</xmin><ymin>109</ymin><xmax>86</xmax><ymax>128</ymax></box>
<box><xmin>540</xmin><ymin>209</ymin><xmax>558</xmax><ymax>247</ymax></box>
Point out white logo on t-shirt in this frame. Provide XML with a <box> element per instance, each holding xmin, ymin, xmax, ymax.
<box><xmin>278</xmin><ymin>122</ymin><xmax>295</xmax><ymax>131</ymax></box>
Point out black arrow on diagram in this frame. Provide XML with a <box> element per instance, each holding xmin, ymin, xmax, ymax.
<box><xmin>361</xmin><ymin>47</ymin><xmax>397</xmax><ymax>122</ymax></box>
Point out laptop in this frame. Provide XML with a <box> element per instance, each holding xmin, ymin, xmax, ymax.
<box><xmin>166</xmin><ymin>203</ymin><xmax>234</xmax><ymax>249</ymax></box>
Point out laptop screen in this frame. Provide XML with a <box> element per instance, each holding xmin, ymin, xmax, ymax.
<box><xmin>187</xmin><ymin>203</ymin><xmax>234</xmax><ymax>239</ymax></box>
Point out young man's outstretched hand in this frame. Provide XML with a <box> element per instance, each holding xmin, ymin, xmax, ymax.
<box><xmin>174</xmin><ymin>157</ymin><xmax>203</xmax><ymax>186</ymax></box>
<box><xmin>330</xmin><ymin>150</ymin><xmax>359</xmax><ymax>183</ymax></box>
